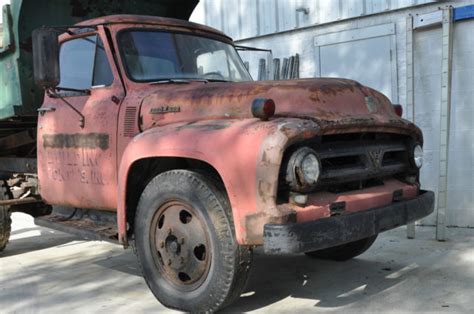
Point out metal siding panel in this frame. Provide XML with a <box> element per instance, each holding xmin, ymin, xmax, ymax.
<box><xmin>277</xmin><ymin>0</ymin><xmax>297</xmax><ymax>31</ymax></box>
<box><xmin>196</xmin><ymin>0</ymin><xmax>444</xmax><ymax>36</ymax></box>
<box><xmin>223</xmin><ymin>0</ymin><xmax>240</xmax><ymax>39</ymax></box>
<box><xmin>240</xmin><ymin>0</ymin><xmax>258</xmax><ymax>38</ymax></box>
<box><xmin>205</xmin><ymin>0</ymin><xmax>223</xmax><ymax>31</ymax></box>
<box><xmin>295</xmin><ymin>0</ymin><xmax>311</xmax><ymax>28</ymax></box>
<box><xmin>371</xmin><ymin>0</ymin><xmax>384</xmax><ymax>14</ymax></box>
<box><xmin>259</xmin><ymin>0</ymin><xmax>277</xmax><ymax>35</ymax></box>
<box><xmin>446</xmin><ymin>18</ymin><xmax>474</xmax><ymax>227</ymax></box>
<box><xmin>398</xmin><ymin>0</ymin><xmax>417</xmax><ymax>8</ymax></box>
<box><xmin>364</xmin><ymin>0</ymin><xmax>375</xmax><ymax>15</ymax></box>
<box><xmin>318</xmin><ymin>0</ymin><xmax>340</xmax><ymax>25</ymax></box>
<box><xmin>370</xmin><ymin>0</ymin><xmax>390</xmax><ymax>13</ymax></box>
<box><xmin>306</xmin><ymin>0</ymin><xmax>319</xmax><ymax>26</ymax></box>
<box><xmin>341</xmin><ymin>0</ymin><xmax>364</xmax><ymax>20</ymax></box>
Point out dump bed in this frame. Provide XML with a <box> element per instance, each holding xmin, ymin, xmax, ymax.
<box><xmin>0</xmin><ymin>0</ymin><xmax>198</xmax><ymax>120</ymax></box>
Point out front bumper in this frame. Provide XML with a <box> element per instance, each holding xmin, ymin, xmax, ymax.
<box><xmin>263</xmin><ymin>190</ymin><xmax>435</xmax><ymax>254</ymax></box>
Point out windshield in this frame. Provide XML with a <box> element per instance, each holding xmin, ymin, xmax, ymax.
<box><xmin>119</xmin><ymin>30</ymin><xmax>252</xmax><ymax>82</ymax></box>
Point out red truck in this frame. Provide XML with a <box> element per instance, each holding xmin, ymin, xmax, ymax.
<box><xmin>0</xmin><ymin>1</ymin><xmax>433</xmax><ymax>312</ymax></box>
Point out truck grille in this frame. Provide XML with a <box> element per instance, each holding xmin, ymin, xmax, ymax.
<box><xmin>279</xmin><ymin>133</ymin><xmax>417</xmax><ymax>195</ymax></box>
<box><xmin>316</xmin><ymin>140</ymin><xmax>411</xmax><ymax>185</ymax></box>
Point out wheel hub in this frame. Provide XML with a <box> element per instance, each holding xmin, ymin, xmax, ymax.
<box><xmin>166</xmin><ymin>235</ymin><xmax>180</xmax><ymax>254</ymax></box>
<box><xmin>151</xmin><ymin>201</ymin><xmax>211</xmax><ymax>286</ymax></box>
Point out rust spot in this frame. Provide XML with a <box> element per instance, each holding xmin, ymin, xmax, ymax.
<box><xmin>244</xmin><ymin>209</ymin><xmax>295</xmax><ymax>245</ymax></box>
<box><xmin>43</xmin><ymin>133</ymin><xmax>109</xmax><ymax>150</ymax></box>
<box><xmin>175</xmin><ymin>121</ymin><xmax>230</xmax><ymax>131</ymax></box>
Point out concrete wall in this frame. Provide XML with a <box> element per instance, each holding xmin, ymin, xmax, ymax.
<box><xmin>191</xmin><ymin>1</ymin><xmax>474</xmax><ymax>228</ymax></box>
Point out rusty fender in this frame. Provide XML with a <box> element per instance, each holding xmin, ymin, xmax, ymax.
<box><xmin>116</xmin><ymin>118</ymin><xmax>320</xmax><ymax>246</ymax></box>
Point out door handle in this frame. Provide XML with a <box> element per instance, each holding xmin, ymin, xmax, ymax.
<box><xmin>37</xmin><ymin>107</ymin><xmax>56</xmax><ymax>116</ymax></box>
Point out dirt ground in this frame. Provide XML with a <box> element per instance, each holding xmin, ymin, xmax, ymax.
<box><xmin>1</xmin><ymin>213</ymin><xmax>473</xmax><ymax>313</ymax></box>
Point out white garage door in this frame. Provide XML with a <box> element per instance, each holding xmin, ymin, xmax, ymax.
<box><xmin>315</xmin><ymin>23</ymin><xmax>398</xmax><ymax>103</ymax></box>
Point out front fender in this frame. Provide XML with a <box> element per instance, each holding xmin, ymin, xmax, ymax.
<box><xmin>117</xmin><ymin>118</ymin><xmax>320</xmax><ymax>245</ymax></box>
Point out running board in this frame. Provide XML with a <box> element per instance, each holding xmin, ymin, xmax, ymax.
<box><xmin>35</xmin><ymin>214</ymin><xmax>119</xmax><ymax>244</ymax></box>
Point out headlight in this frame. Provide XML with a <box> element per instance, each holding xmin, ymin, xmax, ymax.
<box><xmin>413</xmin><ymin>145</ymin><xmax>423</xmax><ymax>168</ymax></box>
<box><xmin>285</xmin><ymin>147</ymin><xmax>320</xmax><ymax>191</ymax></box>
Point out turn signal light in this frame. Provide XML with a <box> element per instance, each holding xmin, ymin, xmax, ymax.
<box><xmin>251</xmin><ymin>98</ymin><xmax>275</xmax><ymax>121</ymax></box>
<box><xmin>393</xmin><ymin>104</ymin><xmax>403</xmax><ymax>117</ymax></box>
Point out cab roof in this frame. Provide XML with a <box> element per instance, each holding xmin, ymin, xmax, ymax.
<box><xmin>76</xmin><ymin>15</ymin><xmax>231</xmax><ymax>42</ymax></box>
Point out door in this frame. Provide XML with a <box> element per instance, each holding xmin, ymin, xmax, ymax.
<box><xmin>315</xmin><ymin>23</ymin><xmax>398</xmax><ymax>103</ymax></box>
<box><xmin>37</xmin><ymin>29</ymin><xmax>124</xmax><ymax>210</ymax></box>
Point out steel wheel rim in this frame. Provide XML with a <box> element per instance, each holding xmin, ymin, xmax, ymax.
<box><xmin>150</xmin><ymin>200</ymin><xmax>212</xmax><ymax>289</ymax></box>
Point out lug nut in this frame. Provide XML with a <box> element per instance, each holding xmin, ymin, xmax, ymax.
<box><xmin>181</xmin><ymin>257</ymin><xmax>185</xmax><ymax>264</ymax></box>
<box><xmin>168</xmin><ymin>259</ymin><xmax>172</xmax><ymax>266</ymax></box>
<box><xmin>160</xmin><ymin>241</ymin><xmax>165</xmax><ymax>248</ymax></box>
<box><xmin>180</xmin><ymin>238</ymin><xmax>185</xmax><ymax>245</ymax></box>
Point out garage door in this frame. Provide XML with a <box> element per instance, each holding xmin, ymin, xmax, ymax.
<box><xmin>315</xmin><ymin>23</ymin><xmax>398</xmax><ymax>103</ymax></box>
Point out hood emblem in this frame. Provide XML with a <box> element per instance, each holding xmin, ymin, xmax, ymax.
<box><xmin>150</xmin><ymin>106</ymin><xmax>181</xmax><ymax>114</ymax></box>
<box><xmin>368</xmin><ymin>149</ymin><xmax>383</xmax><ymax>169</ymax></box>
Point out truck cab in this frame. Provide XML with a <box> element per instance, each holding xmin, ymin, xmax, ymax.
<box><xmin>1</xmin><ymin>4</ymin><xmax>434</xmax><ymax>313</ymax></box>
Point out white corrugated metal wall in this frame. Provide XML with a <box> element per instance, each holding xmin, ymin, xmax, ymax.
<box><xmin>192</xmin><ymin>0</ymin><xmax>441</xmax><ymax>40</ymax></box>
<box><xmin>191</xmin><ymin>1</ymin><xmax>474</xmax><ymax>230</ymax></box>
<box><xmin>413</xmin><ymin>14</ymin><xmax>474</xmax><ymax>227</ymax></box>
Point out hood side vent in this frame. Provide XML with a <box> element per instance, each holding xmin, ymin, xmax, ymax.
<box><xmin>124</xmin><ymin>106</ymin><xmax>138</xmax><ymax>138</ymax></box>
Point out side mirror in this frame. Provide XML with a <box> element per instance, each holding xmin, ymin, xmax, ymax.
<box><xmin>32</xmin><ymin>28</ymin><xmax>60</xmax><ymax>88</ymax></box>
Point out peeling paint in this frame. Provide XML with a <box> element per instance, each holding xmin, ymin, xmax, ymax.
<box><xmin>43</xmin><ymin>133</ymin><xmax>109</xmax><ymax>150</ymax></box>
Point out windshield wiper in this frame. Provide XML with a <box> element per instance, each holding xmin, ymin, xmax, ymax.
<box><xmin>149</xmin><ymin>78</ymin><xmax>211</xmax><ymax>85</ymax></box>
<box><xmin>206</xmin><ymin>79</ymin><xmax>231</xmax><ymax>83</ymax></box>
<box><xmin>149</xmin><ymin>79</ymin><xmax>192</xmax><ymax>85</ymax></box>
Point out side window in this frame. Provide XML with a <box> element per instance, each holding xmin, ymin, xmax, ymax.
<box><xmin>59</xmin><ymin>35</ymin><xmax>113</xmax><ymax>90</ymax></box>
<box><xmin>93</xmin><ymin>38</ymin><xmax>114</xmax><ymax>87</ymax></box>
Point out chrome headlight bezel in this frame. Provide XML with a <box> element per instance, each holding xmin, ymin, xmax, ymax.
<box><xmin>285</xmin><ymin>147</ymin><xmax>321</xmax><ymax>192</ymax></box>
<box><xmin>413</xmin><ymin>144</ymin><xmax>423</xmax><ymax>168</ymax></box>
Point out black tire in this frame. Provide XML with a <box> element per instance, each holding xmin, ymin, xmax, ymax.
<box><xmin>0</xmin><ymin>180</ymin><xmax>12</xmax><ymax>252</ymax></box>
<box><xmin>305</xmin><ymin>235</ymin><xmax>378</xmax><ymax>261</ymax></box>
<box><xmin>134</xmin><ymin>170</ymin><xmax>252</xmax><ymax>312</ymax></box>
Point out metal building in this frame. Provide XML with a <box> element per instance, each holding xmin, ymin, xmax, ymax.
<box><xmin>191</xmin><ymin>0</ymin><xmax>474</xmax><ymax>238</ymax></box>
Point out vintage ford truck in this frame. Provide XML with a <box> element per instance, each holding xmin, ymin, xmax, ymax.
<box><xmin>0</xmin><ymin>0</ymin><xmax>434</xmax><ymax>312</ymax></box>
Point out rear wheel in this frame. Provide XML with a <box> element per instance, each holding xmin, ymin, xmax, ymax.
<box><xmin>305</xmin><ymin>235</ymin><xmax>378</xmax><ymax>261</ymax></box>
<box><xmin>0</xmin><ymin>180</ymin><xmax>12</xmax><ymax>252</ymax></box>
<box><xmin>134</xmin><ymin>170</ymin><xmax>252</xmax><ymax>312</ymax></box>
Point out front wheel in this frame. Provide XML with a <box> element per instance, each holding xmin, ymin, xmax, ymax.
<box><xmin>134</xmin><ymin>170</ymin><xmax>252</xmax><ymax>312</ymax></box>
<box><xmin>305</xmin><ymin>235</ymin><xmax>378</xmax><ymax>261</ymax></box>
<box><xmin>0</xmin><ymin>180</ymin><xmax>12</xmax><ymax>252</ymax></box>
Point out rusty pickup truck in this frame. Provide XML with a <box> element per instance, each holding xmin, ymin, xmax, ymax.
<box><xmin>0</xmin><ymin>0</ymin><xmax>434</xmax><ymax>312</ymax></box>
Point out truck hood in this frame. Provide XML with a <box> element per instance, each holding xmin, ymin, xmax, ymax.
<box><xmin>139</xmin><ymin>78</ymin><xmax>415</xmax><ymax>135</ymax></box>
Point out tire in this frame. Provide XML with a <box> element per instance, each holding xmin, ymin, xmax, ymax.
<box><xmin>0</xmin><ymin>180</ymin><xmax>12</xmax><ymax>252</ymax></box>
<box><xmin>134</xmin><ymin>170</ymin><xmax>252</xmax><ymax>312</ymax></box>
<box><xmin>305</xmin><ymin>235</ymin><xmax>378</xmax><ymax>261</ymax></box>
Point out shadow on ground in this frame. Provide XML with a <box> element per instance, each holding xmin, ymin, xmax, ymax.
<box><xmin>1</xmin><ymin>218</ymin><xmax>473</xmax><ymax>313</ymax></box>
<box><xmin>228</xmin><ymin>250</ymin><xmax>409</xmax><ymax>311</ymax></box>
<box><xmin>0</xmin><ymin>227</ymin><xmax>78</xmax><ymax>258</ymax></box>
